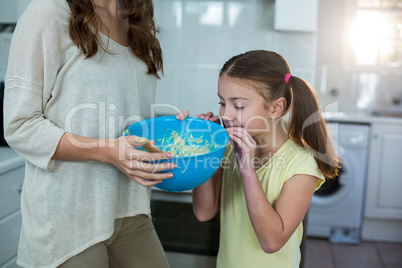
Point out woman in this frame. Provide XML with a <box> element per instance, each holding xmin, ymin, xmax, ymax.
<box><xmin>4</xmin><ymin>0</ymin><xmax>173</xmax><ymax>267</ymax></box>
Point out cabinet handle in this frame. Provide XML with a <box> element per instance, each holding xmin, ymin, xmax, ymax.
<box><xmin>18</xmin><ymin>184</ymin><xmax>23</xmax><ymax>193</ymax></box>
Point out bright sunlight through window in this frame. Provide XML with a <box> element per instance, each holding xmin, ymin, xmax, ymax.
<box><xmin>351</xmin><ymin>0</ymin><xmax>402</xmax><ymax>67</ymax></box>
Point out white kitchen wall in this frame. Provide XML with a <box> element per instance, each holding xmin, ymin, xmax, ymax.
<box><xmin>315</xmin><ymin>0</ymin><xmax>402</xmax><ymax>115</ymax></box>
<box><xmin>153</xmin><ymin>0</ymin><xmax>318</xmax><ymax>116</ymax></box>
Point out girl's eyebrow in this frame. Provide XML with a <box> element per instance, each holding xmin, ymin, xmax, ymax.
<box><xmin>217</xmin><ymin>93</ymin><xmax>249</xmax><ymax>101</ymax></box>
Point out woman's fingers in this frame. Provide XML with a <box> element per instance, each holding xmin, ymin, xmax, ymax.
<box><xmin>127</xmin><ymin>160</ymin><xmax>176</xmax><ymax>174</ymax></box>
<box><xmin>130</xmin><ymin>176</ymin><xmax>163</xmax><ymax>187</ymax></box>
<box><xmin>130</xmin><ymin>169</ymin><xmax>173</xmax><ymax>181</ymax></box>
<box><xmin>121</xmin><ymin>160</ymin><xmax>175</xmax><ymax>184</ymax></box>
<box><xmin>122</xmin><ymin>136</ymin><xmax>172</xmax><ymax>161</ymax></box>
<box><xmin>128</xmin><ymin>149</ymin><xmax>172</xmax><ymax>162</ymax></box>
<box><xmin>128</xmin><ymin>135</ymin><xmax>161</xmax><ymax>152</ymax></box>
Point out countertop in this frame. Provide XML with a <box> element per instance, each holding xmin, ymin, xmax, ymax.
<box><xmin>323</xmin><ymin>111</ymin><xmax>402</xmax><ymax>125</ymax></box>
<box><xmin>0</xmin><ymin>70</ymin><xmax>6</xmax><ymax>81</ymax></box>
<box><xmin>0</xmin><ymin>146</ymin><xmax>25</xmax><ymax>174</ymax></box>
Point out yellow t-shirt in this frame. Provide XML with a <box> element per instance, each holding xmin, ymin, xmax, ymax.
<box><xmin>217</xmin><ymin>140</ymin><xmax>325</xmax><ymax>268</ymax></box>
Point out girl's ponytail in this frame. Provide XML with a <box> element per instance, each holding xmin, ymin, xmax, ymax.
<box><xmin>287</xmin><ymin>76</ymin><xmax>340</xmax><ymax>179</ymax></box>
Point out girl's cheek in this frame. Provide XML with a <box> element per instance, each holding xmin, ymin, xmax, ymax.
<box><xmin>219</xmin><ymin>107</ymin><xmax>224</xmax><ymax>117</ymax></box>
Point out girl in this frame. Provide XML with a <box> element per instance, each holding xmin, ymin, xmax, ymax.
<box><xmin>4</xmin><ymin>0</ymin><xmax>174</xmax><ymax>267</ymax></box>
<box><xmin>184</xmin><ymin>50</ymin><xmax>339</xmax><ymax>267</ymax></box>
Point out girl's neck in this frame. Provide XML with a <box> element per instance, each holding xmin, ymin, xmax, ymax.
<box><xmin>253</xmin><ymin>121</ymin><xmax>288</xmax><ymax>165</ymax></box>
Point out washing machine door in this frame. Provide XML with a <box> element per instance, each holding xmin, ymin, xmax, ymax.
<box><xmin>311</xmin><ymin>146</ymin><xmax>353</xmax><ymax>206</ymax></box>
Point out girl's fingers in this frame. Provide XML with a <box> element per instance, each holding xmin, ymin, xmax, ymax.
<box><xmin>229</xmin><ymin>133</ymin><xmax>242</xmax><ymax>149</ymax></box>
<box><xmin>210</xmin><ymin>116</ymin><xmax>221</xmax><ymax>124</ymax></box>
<box><xmin>197</xmin><ymin>112</ymin><xmax>216</xmax><ymax>121</ymax></box>
<box><xmin>176</xmin><ymin>110</ymin><xmax>189</xmax><ymax>120</ymax></box>
<box><xmin>227</xmin><ymin>127</ymin><xmax>255</xmax><ymax>148</ymax></box>
<box><xmin>205</xmin><ymin>112</ymin><xmax>214</xmax><ymax>120</ymax></box>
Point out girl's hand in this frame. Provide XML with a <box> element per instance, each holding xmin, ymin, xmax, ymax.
<box><xmin>176</xmin><ymin>110</ymin><xmax>221</xmax><ymax>125</ymax></box>
<box><xmin>226</xmin><ymin>127</ymin><xmax>256</xmax><ymax>175</ymax></box>
<box><xmin>176</xmin><ymin>110</ymin><xmax>189</xmax><ymax>120</ymax></box>
<box><xmin>196</xmin><ymin>112</ymin><xmax>221</xmax><ymax>125</ymax></box>
<box><xmin>107</xmin><ymin>136</ymin><xmax>176</xmax><ymax>187</ymax></box>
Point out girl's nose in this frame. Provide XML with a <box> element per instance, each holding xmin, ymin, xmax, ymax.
<box><xmin>221</xmin><ymin>115</ymin><xmax>238</xmax><ymax>128</ymax></box>
<box><xmin>220</xmin><ymin>113</ymin><xmax>234</xmax><ymax>123</ymax></box>
<box><xmin>220</xmin><ymin>106</ymin><xmax>235</xmax><ymax>119</ymax></box>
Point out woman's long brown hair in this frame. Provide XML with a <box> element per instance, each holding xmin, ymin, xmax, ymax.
<box><xmin>66</xmin><ymin>0</ymin><xmax>163</xmax><ymax>78</ymax></box>
<box><xmin>220</xmin><ymin>50</ymin><xmax>340</xmax><ymax>179</ymax></box>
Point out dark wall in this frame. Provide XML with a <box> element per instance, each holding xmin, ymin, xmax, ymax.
<box><xmin>1</xmin><ymin>81</ymin><xmax>8</xmax><ymax>146</ymax></box>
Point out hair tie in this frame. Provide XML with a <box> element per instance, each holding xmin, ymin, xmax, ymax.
<box><xmin>284</xmin><ymin>73</ymin><xmax>292</xmax><ymax>84</ymax></box>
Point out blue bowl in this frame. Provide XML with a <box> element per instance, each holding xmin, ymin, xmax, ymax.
<box><xmin>123</xmin><ymin>116</ymin><xmax>229</xmax><ymax>192</ymax></box>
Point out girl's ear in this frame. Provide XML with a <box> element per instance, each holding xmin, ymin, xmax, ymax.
<box><xmin>269</xmin><ymin>97</ymin><xmax>287</xmax><ymax>119</ymax></box>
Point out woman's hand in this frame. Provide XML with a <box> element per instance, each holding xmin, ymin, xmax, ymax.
<box><xmin>106</xmin><ymin>135</ymin><xmax>176</xmax><ymax>187</ymax></box>
<box><xmin>226</xmin><ymin>127</ymin><xmax>256</xmax><ymax>176</ymax></box>
<box><xmin>176</xmin><ymin>110</ymin><xmax>221</xmax><ymax>125</ymax></box>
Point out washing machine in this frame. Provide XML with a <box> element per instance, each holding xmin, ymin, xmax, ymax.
<box><xmin>307</xmin><ymin>123</ymin><xmax>370</xmax><ymax>244</ymax></box>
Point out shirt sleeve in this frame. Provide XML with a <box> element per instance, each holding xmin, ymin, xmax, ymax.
<box><xmin>3</xmin><ymin>0</ymin><xmax>68</xmax><ymax>171</ymax></box>
<box><xmin>285</xmin><ymin>151</ymin><xmax>326</xmax><ymax>191</ymax></box>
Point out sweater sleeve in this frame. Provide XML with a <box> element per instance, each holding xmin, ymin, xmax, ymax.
<box><xmin>3</xmin><ymin>0</ymin><xmax>68</xmax><ymax>171</ymax></box>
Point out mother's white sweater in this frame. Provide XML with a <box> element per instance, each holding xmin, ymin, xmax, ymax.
<box><xmin>3</xmin><ymin>0</ymin><xmax>157</xmax><ymax>267</ymax></box>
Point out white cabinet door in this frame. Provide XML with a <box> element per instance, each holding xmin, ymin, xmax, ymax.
<box><xmin>0</xmin><ymin>256</ymin><xmax>18</xmax><ymax>268</ymax></box>
<box><xmin>0</xmin><ymin>0</ymin><xmax>31</xmax><ymax>23</ymax></box>
<box><xmin>0</xmin><ymin>211</ymin><xmax>21</xmax><ymax>266</ymax></box>
<box><xmin>365</xmin><ymin>124</ymin><xmax>402</xmax><ymax>219</ymax></box>
<box><xmin>0</xmin><ymin>165</ymin><xmax>24</xmax><ymax>219</ymax></box>
<box><xmin>274</xmin><ymin>0</ymin><xmax>319</xmax><ymax>32</ymax></box>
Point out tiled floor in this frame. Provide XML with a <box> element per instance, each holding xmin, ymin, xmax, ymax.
<box><xmin>304</xmin><ymin>238</ymin><xmax>402</xmax><ymax>268</ymax></box>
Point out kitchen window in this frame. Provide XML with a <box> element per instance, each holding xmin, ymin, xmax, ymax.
<box><xmin>351</xmin><ymin>0</ymin><xmax>402</xmax><ymax>67</ymax></box>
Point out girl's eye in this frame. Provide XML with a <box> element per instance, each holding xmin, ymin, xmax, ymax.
<box><xmin>218</xmin><ymin>102</ymin><xmax>225</xmax><ymax>106</ymax></box>
<box><xmin>235</xmin><ymin>106</ymin><xmax>244</xmax><ymax>110</ymax></box>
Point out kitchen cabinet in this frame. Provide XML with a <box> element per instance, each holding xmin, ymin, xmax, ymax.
<box><xmin>365</xmin><ymin>124</ymin><xmax>402</xmax><ymax>220</ymax></box>
<box><xmin>274</xmin><ymin>0</ymin><xmax>319</xmax><ymax>32</ymax></box>
<box><xmin>0</xmin><ymin>147</ymin><xmax>25</xmax><ymax>268</ymax></box>
<box><xmin>0</xmin><ymin>0</ymin><xmax>31</xmax><ymax>23</ymax></box>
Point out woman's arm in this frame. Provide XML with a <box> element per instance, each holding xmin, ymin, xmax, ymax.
<box><xmin>53</xmin><ymin>133</ymin><xmax>175</xmax><ymax>186</ymax></box>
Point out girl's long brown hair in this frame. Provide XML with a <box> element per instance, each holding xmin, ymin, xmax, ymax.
<box><xmin>66</xmin><ymin>0</ymin><xmax>163</xmax><ymax>78</ymax></box>
<box><xmin>220</xmin><ymin>50</ymin><xmax>340</xmax><ymax>179</ymax></box>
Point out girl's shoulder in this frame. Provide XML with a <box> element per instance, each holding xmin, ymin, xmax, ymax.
<box><xmin>279</xmin><ymin>140</ymin><xmax>320</xmax><ymax>171</ymax></box>
<box><xmin>280</xmin><ymin>140</ymin><xmax>325</xmax><ymax>185</ymax></box>
<box><xmin>281</xmin><ymin>139</ymin><xmax>314</xmax><ymax>159</ymax></box>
